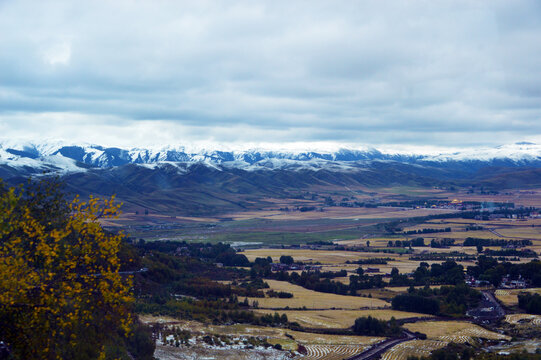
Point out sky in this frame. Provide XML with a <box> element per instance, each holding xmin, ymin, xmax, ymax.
<box><xmin>1</xmin><ymin>0</ymin><xmax>540</xmax><ymax>149</ymax></box>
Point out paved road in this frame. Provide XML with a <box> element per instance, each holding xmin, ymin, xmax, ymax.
<box><xmin>466</xmin><ymin>290</ymin><xmax>506</xmax><ymax>322</ymax></box>
<box><xmin>482</xmin><ymin>290</ymin><xmax>506</xmax><ymax>317</ymax></box>
<box><xmin>346</xmin><ymin>331</ymin><xmax>417</xmax><ymax>360</ymax></box>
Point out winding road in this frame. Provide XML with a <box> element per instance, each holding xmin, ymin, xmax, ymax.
<box><xmin>346</xmin><ymin>331</ymin><xmax>417</xmax><ymax>360</ymax></box>
<box><xmin>347</xmin><ymin>290</ymin><xmax>506</xmax><ymax>360</ymax></box>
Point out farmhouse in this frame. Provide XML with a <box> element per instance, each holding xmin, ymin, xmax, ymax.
<box><xmin>500</xmin><ymin>275</ymin><xmax>527</xmax><ymax>289</ymax></box>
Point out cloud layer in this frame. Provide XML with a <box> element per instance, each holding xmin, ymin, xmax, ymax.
<box><xmin>1</xmin><ymin>0</ymin><xmax>540</xmax><ymax>148</ymax></box>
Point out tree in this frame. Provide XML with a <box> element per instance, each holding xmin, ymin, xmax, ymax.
<box><xmin>353</xmin><ymin>316</ymin><xmax>401</xmax><ymax>336</ymax></box>
<box><xmin>518</xmin><ymin>293</ymin><xmax>541</xmax><ymax>315</ymax></box>
<box><xmin>279</xmin><ymin>255</ymin><xmax>294</xmax><ymax>265</ymax></box>
<box><xmin>391</xmin><ymin>294</ymin><xmax>440</xmax><ymax>315</ymax></box>
<box><xmin>0</xmin><ymin>179</ymin><xmax>135</xmax><ymax>359</ymax></box>
<box><xmin>476</xmin><ymin>245</ymin><xmax>483</xmax><ymax>254</ymax></box>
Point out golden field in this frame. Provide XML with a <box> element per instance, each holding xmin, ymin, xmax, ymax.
<box><xmin>494</xmin><ymin>288</ymin><xmax>541</xmax><ymax>306</ymax></box>
<box><xmin>255</xmin><ymin>309</ymin><xmax>431</xmax><ymax>329</ymax></box>
<box><xmin>381</xmin><ymin>340</ymin><xmax>447</xmax><ymax>360</ymax></box>
<box><xmin>404</xmin><ymin>321</ymin><xmax>510</xmax><ymax>343</ymax></box>
<box><xmin>382</xmin><ymin>321</ymin><xmax>510</xmax><ymax>360</ymax></box>
<box><xmin>299</xmin><ymin>344</ymin><xmax>371</xmax><ymax>360</ymax></box>
<box><xmin>243</xmin><ymin>249</ymin><xmax>377</xmax><ymax>264</ymax></box>
<box><xmin>505</xmin><ymin>313</ymin><xmax>541</xmax><ymax>326</ymax></box>
<box><xmin>249</xmin><ymin>279</ymin><xmax>389</xmax><ymax>309</ymax></box>
<box><xmin>140</xmin><ymin>316</ymin><xmax>385</xmax><ymax>359</ymax></box>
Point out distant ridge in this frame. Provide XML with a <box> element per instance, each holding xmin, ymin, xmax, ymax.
<box><xmin>1</xmin><ymin>141</ymin><xmax>540</xmax><ymax>174</ymax></box>
<box><xmin>2</xmin><ymin>140</ymin><xmax>541</xmax><ymax>215</ymax></box>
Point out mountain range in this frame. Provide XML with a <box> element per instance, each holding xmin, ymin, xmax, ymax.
<box><xmin>1</xmin><ymin>140</ymin><xmax>540</xmax><ymax>215</ymax></box>
<box><xmin>1</xmin><ymin>141</ymin><xmax>541</xmax><ymax>172</ymax></box>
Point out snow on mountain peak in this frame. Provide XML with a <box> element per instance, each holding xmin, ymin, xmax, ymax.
<box><xmin>1</xmin><ymin>140</ymin><xmax>541</xmax><ymax>175</ymax></box>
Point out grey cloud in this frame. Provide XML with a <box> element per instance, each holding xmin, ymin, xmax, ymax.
<box><xmin>0</xmin><ymin>0</ymin><xmax>540</xmax><ymax>147</ymax></box>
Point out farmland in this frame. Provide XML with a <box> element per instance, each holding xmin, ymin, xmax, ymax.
<box><xmin>379</xmin><ymin>321</ymin><xmax>511</xmax><ymax>360</ymax></box>
<box><xmin>495</xmin><ymin>288</ymin><xmax>541</xmax><ymax>306</ymax></box>
<box><xmin>505</xmin><ymin>313</ymin><xmax>541</xmax><ymax>326</ymax></box>
<box><xmin>243</xmin><ymin>248</ymin><xmax>478</xmax><ymax>276</ymax></box>
<box><xmin>381</xmin><ymin>340</ymin><xmax>447</xmax><ymax>360</ymax></box>
<box><xmin>141</xmin><ymin>317</ymin><xmax>384</xmax><ymax>359</ymax></box>
<box><xmin>403</xmin><ymin>321</ymin><xmax>510</xmax><ymax>343</ymax></box>
<box><xmin>129</xmin><ymin>186</ymin><xmax>541</xmax><ymax>359</ymax></box>
<box><xmin>302</xmin><ymin>344</ymin><xmax>370</xmax><ymax>360</ymax></box>
<box><xmin>248</xmin><ymin>280</ymin><xmax>389</xmax><ymax>309</ymax></box>
<box><xmin>380</xmin><ymin>322</ymin><xmax>509</xmax><ymax>360</ymax></box>
<box><xmin>243</xmin><ymin>249</ymin><xmax>379</xmax><ymax>264</ymax></box>
<box><xmin>254</xmin><ymin>309</ymin><xmax>431</xmax><ymax>329</ymax></box>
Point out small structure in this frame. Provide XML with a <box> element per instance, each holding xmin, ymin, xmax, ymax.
<box><xmin>500</xmin><ymin>275</ymin><xmax>526</xmax><ymax>289</ymax></box>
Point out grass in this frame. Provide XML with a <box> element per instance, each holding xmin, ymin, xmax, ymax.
<box><xmin>212</xmin><ymin>230</ymin><xmax>360</xmax><ymax>245</ymax></box>
<box><xmin>496</xmin><ymin>227</ymin><xmax>541</xmax><ymax>239</ymax></box>
<box><xmin>130</xmin><ymin>228</ymin><xmax>363</xmax><ymax>245</ymax></box>
<box><xmin>336</xmin><ymin>237</ymin><xmax>407</xmax><ymax>247</ymax></box>
<box><xmin>382</xmin><ymin>321</ymin><xmax>510</xmax><ymax>360</ymax></box>
<box><xmin>404</xmin><ymin>321</ymin><xmax>510</xmax><ymax>342</ymax></box>
<box><xmin>248</xmin><ymin>280</ymin><xmax>389</xmax><ymax>309</ymax></box>
<box><xmin>381</xmin><ymin>321</ymin><xmax>511</xmax><ymax>360</ymax></box>
<box><xmin>407</xmin><ymin>217</ymin><xmax>541</xmax><ymax>243</ymax></box>
<box><xmin>285</xmin><ymin>331</ymin><xmax>383</xmax><ymax>345</ymax></box>
<box><xmin>255</xmin><ymin>309</ymin><xmax>432</xmax><ymax>329</ymax></box>
<box><xmin>381</xmin><ymin>340</ymin><xmax>447</xmax><ymax>360</ymax></box>
<box><xmin>505</xmin><ymin>314</ymin><xmax>541</xmax><ymax>326</ymax></box>
<box><xmin>123</xmin><ymin>204</ymin><xmax>458</xmax><ymax>245</ymax></box>
<box><xmin>301</xmin><ymin>344</ymin><xmax>372</xmax><ymax>360</ymax></box>
<box><xmin>427</xmin><ymin>230</ymin><xmax>500</xmax><ymax>240</ymax></box>
<box><xmin>494</xmin><ymin>288</ymin><xmax>541</xmax><ymax>306</ymax></box>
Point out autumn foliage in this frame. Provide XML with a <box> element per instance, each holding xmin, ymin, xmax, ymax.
<box><xmin>0</xmin><ymin>179</ymin><xmax>134</xmax><ymax>359</ymax></box>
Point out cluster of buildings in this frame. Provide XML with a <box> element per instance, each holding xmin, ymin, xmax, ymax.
<box><xmin>270</xmin><ymin>263</ymin><xmax>322</xmax><ymax>272</ymax></box>
<box><xmin>465</xmin><ymin>275</ymin><xmax>492</xmax><ymax>287</ymax></box>
<box><xmin>499</xmin><ymin>275</ymin><xmax>527</xmax><ymax>289</ymax></box>
<box><xmin>465</xmin><ymin>274</ymin><xmax>528</xmax><ymax>289</ymax></box>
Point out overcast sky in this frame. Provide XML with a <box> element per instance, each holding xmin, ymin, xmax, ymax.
<box><xmin>1</xmin><ymin>0</ymin><xmax>540</xmax><ymax>149</ymax></box>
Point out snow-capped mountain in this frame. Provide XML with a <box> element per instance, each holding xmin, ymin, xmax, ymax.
<box><xmin>1</xmin><ymin>140</ymin><xmax>541</xmax><ymax>176</ymax></box>
<box><xmin>3</xmin><ymin>140</ymin><xmax>541</xmax><ymax>215</ymax></box>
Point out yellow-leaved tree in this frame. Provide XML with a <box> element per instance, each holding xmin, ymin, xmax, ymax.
<box><xmin>0</xmin><ymin>179</ymin><xmax>135</xmax><ymax>359</ymax></box>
